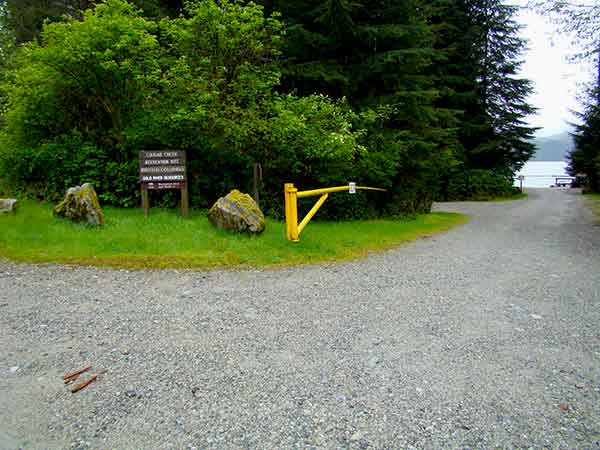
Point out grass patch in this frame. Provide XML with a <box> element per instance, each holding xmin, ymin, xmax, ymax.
<box><xmin>0</xmin><ymin>201</ymin><xmax>468</xmax><ymax>270</ymax></box>
<box><xmin>584</xmin><ymin>193</ymin><xmax>600</xmax><ymax>219</ymax></box>
<box><xmin>486</xmin><ymin>192</ymin><xmax>528</xmax><ymax>202</ymax></box>
<box><xmin>437</xmin><ymin>192</ymin><xmax>528</xmax><ymax>203</ymax></box>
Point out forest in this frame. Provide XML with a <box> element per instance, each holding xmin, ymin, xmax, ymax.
<box><xmin>0</xmin><ymin>0</ymin><xmax>541</xmax><ymax>218</ymax></box>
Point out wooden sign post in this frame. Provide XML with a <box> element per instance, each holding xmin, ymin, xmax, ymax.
<box><xmin>518</xmin><ymin>174</ymin><xmax>525</xmax><ymax>193</ymax></box>
<box><xmin>140</xmin><ymin>150</ymin><xmax>189</xmax><ymax>218</ymax></box>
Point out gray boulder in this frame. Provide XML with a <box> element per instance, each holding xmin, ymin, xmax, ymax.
<box><xmin>54</xmin><ymin>183</ymin><xmax>105</xmax><ymax>226</ymax></box>
<box><xmin>208</xmin><ymin>189</ymin><xmax>265</xmax><ymax>234</ymax></box>
<box><xmin>0</xmin><ymin>199</ymin><xmax>18</xmax><ymax>214</ymax></box>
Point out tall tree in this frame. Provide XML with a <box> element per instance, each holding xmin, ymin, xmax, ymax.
<box><xmin>259</xmin><ymin>0</ymin><xmax>459</xmax><ymax>210</ymax></box>
<box><xmin>0</xmin><ymin>0</ymin><xmax>182</xmax><ymax>46</ymax></box>
<box><xmin>1</xmin><ymin>0</ymin><xmax>75</xmax><ymax>44</ymax></box>
<box><xmin>568</xmin><ymin>101</ymin><xmax>600</xmax><ymax>191</ymax></box>
<box><xmin>425</xmin><ymin>0</ymin><xmax>536</xmax><ymax>199</ymax></box>
<box><xmin>263</xmin><ymin>0</ymin><xmax>438</xmax><ymax>109</ymax></box>
<box><xmin>470</xmin><ymin>0</ymin><xmax>537</xmax><ymax>171</ymax></box>
<box><xmin>533</xmin><ymin>1</ymin><xmax>600</xmax><ymax>191</ymax></box>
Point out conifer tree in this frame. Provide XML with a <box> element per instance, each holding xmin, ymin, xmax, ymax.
<box><xmin>432</xmin><ymin>0</ymin><xmax>536</xmax><ymax>170</ymax></box>
<box><xmin>470</xmin><ymin>0</ymin><xmax>537</xmax><ymax>171</ymax></box>
<box><xmin>568</xmin><ymin>100</ymin><xmax>600</xmax><ymax>191</ymax></box>
<box><xmin>260</xmin><ymin>0</ymin><xmax>458</xmax><ymax>209</ymax></box>
<box><xmin>0</xmin><ymin>0</ymin><xmax>181</xmax><ymax>45</ymax></box>
<box><xmin>535</xmin><ymin>0</ymin><xmax>600</xmax><ymax>191</ymax></box>
<box><xmin>426</xmin><ymin>0</ymin><xmax>536</xmax><ymax>198</ymax></box>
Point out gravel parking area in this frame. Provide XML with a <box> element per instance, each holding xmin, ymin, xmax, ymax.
<box><xmin>1</xmin><ymin>188</ymin><xmax>600</xmax><ymax>450</ymax></box>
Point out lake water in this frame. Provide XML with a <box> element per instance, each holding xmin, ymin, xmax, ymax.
<box><xmin>515</xmin><ymin>161</ymin><xmax>569</xmax><ymax>188</ymax></box>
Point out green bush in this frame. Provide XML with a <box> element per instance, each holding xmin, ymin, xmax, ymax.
<box><xmin>440</xmin><ymin>167</ymin><xmax>518</xmax><ymax>200</ymax></box>
<box><xmin>0</xmin><ymin>0</ymin><xmax>444</xmax><ymax>218</ymax></box>
<box><xmin>569</xmin><ymin>101</ymin><xmax>600</xmax><ymax>193</ymax></box>
<box><xmin>0</xmin><ymin>132</ymin><xmax>139</xmax><ymax>206</ymax></box>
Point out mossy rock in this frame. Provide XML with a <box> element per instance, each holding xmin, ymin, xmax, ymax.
<box><xmin>54</xmin><ymin>183</ymin><xmax>105</xmax><ymax>226</ymax></box>
<box><xmin>208</xmin><ymin>189</ymin><xmax>265</xmax><ymax>234</ymax></box>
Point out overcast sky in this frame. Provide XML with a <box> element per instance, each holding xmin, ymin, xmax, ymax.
<box><xmin>511</xmin><ymin>2</ymin><xmax>594</xmax><ymax>137</ymax></box>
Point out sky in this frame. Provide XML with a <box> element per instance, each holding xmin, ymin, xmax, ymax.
<box><xmin>511</xmin><ymin>2</ymin><xmax>594</xmax><ymax>137</ymax></box>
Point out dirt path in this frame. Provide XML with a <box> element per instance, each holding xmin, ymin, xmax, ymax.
<box><xmin>1</xmin><ymin>189</ymin><xmax>599</xmax><ymax>449</ymax></box>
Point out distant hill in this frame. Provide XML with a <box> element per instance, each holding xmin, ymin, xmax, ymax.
<box><xmin>531</xmin><ymin>131</ymin><xmax>573</xmax><ymax>161</ymax></box>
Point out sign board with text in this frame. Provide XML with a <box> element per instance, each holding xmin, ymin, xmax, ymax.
<box><xmin>139</xmin><ymin>150</ymin><xmax>189</xmax><ymax>217</ymax></box>
<box><xmin>140</xmin><ymin>150</ymin><xmax>187</xmax><ymax>189</ymax></box>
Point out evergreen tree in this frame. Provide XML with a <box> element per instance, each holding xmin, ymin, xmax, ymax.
<box><xmin>470</xmin><ymin>0</ymin><xmax>537</xmax><ymax>171</ymax></box>
<box><xmin>568</xmin><ymin>86</ymin><xmax>600</xmax><ymax>192</ymax></box>
<box><xmin>259</xmin><ymin>0</ymin><xmax>458</xmax><ymax>211</ymax></box>
<box><xmin>1</xmin><ymin>0</ymin><xmax>74</xmax><ymax>44</ymax></box>
<box><xmin>434</xmin><ymin>0</ymin><xmax>536</xmax><ymax>171</ymax></box>
<box><xmin>0</xmin><ymin>0</ymin><xmax>182</xmax><ymax>46</ymax></box>
<box><xmin>427</xmin><ymin>0</ymin><xmax>536</xmax><ymax>199</ymax></box>
<box><xmin>536</xmin><ymin>0</ymin><xmax>600</xmax><ymax>192</ymax></box>
<box><xmin>263</xmin><ymin>0</ymin><xmax>437</xmax><ymax>109</ymax></box>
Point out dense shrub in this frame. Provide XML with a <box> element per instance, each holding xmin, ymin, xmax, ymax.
<box><xmin>0</xmin><ymin>0</ymin><xmax>450</xmax><ymax>218</ymax></box>
<box><xmin>439</xmin><ymin>167</ymin><xmax>519</xmax><ymax>201</ymax></box>
<box><xmin>0</xmin><ymin>133</ymin><xmax>139</xmax><ymax>206</ymax></box>
<box><xmin>568</xmin><ymin>101</ymin><xmax>600</xmax><ymax>193</ymax></box>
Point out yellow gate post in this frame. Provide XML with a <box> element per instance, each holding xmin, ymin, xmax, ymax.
<box><xmin>284</xmin><ymin>183</ymin><xmax>299</xmax><ymax>241</ymax></box>
<box><xmin>284</xmin><ymin>183</ymin><xmax>386</xmax><ymax>242</ymax></box>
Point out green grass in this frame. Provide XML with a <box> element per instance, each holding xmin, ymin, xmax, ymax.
<box><xmin>0</xmin><ymin>201</ymin><xmax>468</xmax><ymax>270</ymax></box>
<box><xmin>437</xmin><ymin>192</ymin><xmax>528</xmax><ymax>203</ymax></box>
<box><xmin>584</xmin><ymin>193</ymin><xmax>600</xmax><ymax>219</ymax></box>
<box><xmin>487</xmin><ymin>191</ymin><xmax>528</xmax><ymax>202</ymax></box>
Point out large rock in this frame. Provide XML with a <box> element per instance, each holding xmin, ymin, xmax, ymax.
<box><xmin>54</xmin><ymin>183</ymin><xmax>105</xmax><ymax>226</ymax></box>
<box><xmin>208</xmin><ymin>189</ymin><xmax>265</xmax><ymax>234</ymax></box>
<box><xmin>0</xmin><ymin>199</ymin><xmax>18</xmax><ymax>214</ymax></box>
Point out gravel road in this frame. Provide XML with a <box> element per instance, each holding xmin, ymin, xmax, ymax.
<box><xmin>1</xmin><ymin>188</ymin><xmax>600</xmax><ymax>450</ymax></box>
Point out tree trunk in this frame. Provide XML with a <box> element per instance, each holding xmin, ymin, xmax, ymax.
<box><xmin>596</xmin><ymin>48</ymin><xmax>600</xmax><ymax>105</ymax></box>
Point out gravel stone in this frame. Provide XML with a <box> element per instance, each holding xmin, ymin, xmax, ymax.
<box><xmin>1</xmin><ymin>189</ymin><xmax>599</xmax><ymax>449</ymax></box>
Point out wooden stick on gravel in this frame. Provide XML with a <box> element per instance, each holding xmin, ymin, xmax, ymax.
<box><xmin>70</xmin><ymin>374</ymin><xmax>98</xmax><ymax>393</ymax></box>
<box><xmin>63</xmin><ymin>364</ymin><xmax>92</xmax><ymax>383</ymax></box>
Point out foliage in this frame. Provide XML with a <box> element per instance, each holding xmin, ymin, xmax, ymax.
<box><xmin>258</xmin><ymin>0</ymin><xmax>462</xmax><ymax>207</ymax></box>
<box><xmin>529</xmin><ymin>0</ymin><xmax>600</xmax><ymax>73</ymax></box>
<box><xmin>471</xmin><ymin>0</ymin><xmax>537</xmax><ymax>171</ymax></box>
<box><xmin>441</xmin><ymin>166</ymin><xmax>519</xmax><ymax>201</ymax></box>
<box><xmin>0</xmin><ymin>0</ymin><xmax>183</xmax><ymax>45</ymax></box>
<box><xmin>0</xmin><ymin>0</ymin><xmax>162</xmax><ymax>207</ymax></box>
<box><xmin>0</xmin><ymin>0</ymin><xmax>539</xmax><ymax>216</ymax></box>
<box><xmin>0</xmin><ymin>199</ymin><xmax>468</xmax><ymax>269</ymax></box>
<box><xmin>261</xmin><ymin>0</ymin><xmax>536</xmax><ymax>203</ymax></box>
<box><xmin>584</xmin><ymin>193</ymin><xmax>600</xmax><ymax>221</ymax></box>
<box><xmin>428</xmin><ymin>0</ymin><xmax>537</xmax><ymax>200</ymax></box>
<box><xmin>0</xmin><ymin>0</ymin><xmax>378</xmax><ymax>217</ymax></box>
<box><xmin>568</xmin><ymin>99</ymin><xmax>600</xmax><ymax>192</ymax></box>
<box><xmin>541</xmin><ymin>0</ymin><xmax>600</xmax><ymax>193</ymax></box>
<box><xmin>0</xmin><ymin>132</ymin><xmax>139</xmax><ymax>206</ymax></box>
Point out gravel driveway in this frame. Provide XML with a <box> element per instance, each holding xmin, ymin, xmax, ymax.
<box><xmin>1</xmin><ymin>188</ymin><xmax>600</xmax><ymax>450</ymax></box>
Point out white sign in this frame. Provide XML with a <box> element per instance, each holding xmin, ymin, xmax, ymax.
<box><xmin>349</xmin><ymin>182</ymin><xmax>356</xmax><ymax>194</ymax></box>
<box><xmin>518</xmin><ymin>175</ymin><xmax>525</xmax><ymax>181</ymax></box>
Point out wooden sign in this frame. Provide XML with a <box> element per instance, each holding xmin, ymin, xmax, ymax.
<box><xmin>140</xmin><ymin>150</ymin><xmax>189</xmax><ymax>217</ymax></box>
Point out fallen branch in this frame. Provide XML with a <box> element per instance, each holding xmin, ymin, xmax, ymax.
<box><xmin>63</xmin><ymin>364</ymin><xmax>92</xmax><ymax>383</ymax></box>
<box><xmin>70</xmin><ymin>374</ymin><xmax>98</xmax><ymax>393</ymax></box>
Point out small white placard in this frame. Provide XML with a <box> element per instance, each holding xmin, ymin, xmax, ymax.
<box><xmin>349</xmin><ymin>182</ymin><xmax>356</xmax><ymax>194</ymax></box>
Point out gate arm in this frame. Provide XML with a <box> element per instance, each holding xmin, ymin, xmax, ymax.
<box><xmin>298</xmin><ymin>193</ymin><xmax>328</xmax><ymax>235</ymax></box>
<box><xmin>297</xmin><ymin>185</ymin><xmax>386</xmax><ymax>198</ymax></box>
<box><xmin>285</xmin><ymin>183</ymin><xmax>387</xmax><ymax>242</ymax></box>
